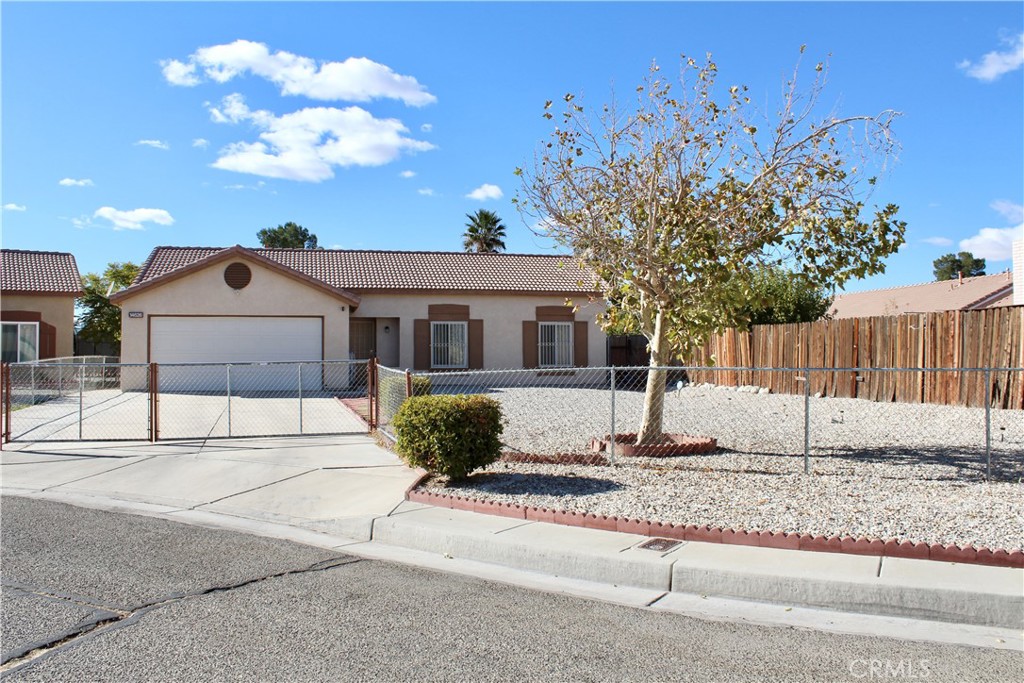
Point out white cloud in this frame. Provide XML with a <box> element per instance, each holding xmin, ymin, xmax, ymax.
<box><xmin>991</xmin><ymin>199</ymin><xmax>1024</xmax><ymax>224</ymax></box>
<box><xmin>93</xmin><ymin>207</ymin><xmax>175</xmax><ymax>231</ymax></box>
<box><xmin>921</xmin><ymin>237</ymin><xmax>953</xmax><ymax>247</ymax></box>
<box><xmin>400</xmin><ymin>170</ymin><xmax>416</xmax><ymax>178</ymax></box>
<box><xmin>59</xmin><ymin>178</ymin><xmax>94</xmax><ymax>187</ymax></box>
<box><xmin>136</xmin><ymin>139</ymin><xmax>170</xmax><ymax>150</ymax></box>
<box><xmin>161</xmin><ymin>58</ymin><xmax>200</xmax><ymax>86</ymax></box>
<box><xmin>224</xmin><ymin>180</ymin><xmax>272</xmax><ymax>193</ymax></box>
<box><xmin>958</xmin><ymin>32</ymin><xmax>1024</xmax><ymax>82</ymax></box>
<box><xmin>163</xmin><ymin>39</ymin><xmax>436</xmax><ymax>107</ymax></box>
<box><xmin>206</xmin><ymin>94</ymin><xmax>434</xmax><ymax>182</ymax></box>
<box><xmin>3</xmin><ymin>203</ymin><xmax>27</xmax><ymax>211</ymax></box>
<box><xmin>417</xmin><ymin>188</ymin><xmax>435</xmax><ymax>196</ymax></box>
<box><xmin>466</xmin><ymin>183</ymin><xmax>503</xmax><ymax>201</ymax></box>
<box><xmin>960</xmin><ymin>225</ymin><xmax>1023</xmax><ymax>261</ymax></box>
<box><xmin>420</xmin><ymin>123</ymin><xmax>433</xmax><ymax>132</ymax></box>
<box><xmin>192</xmin><ymin>138</ymin><xmax>210</xmax><ymax>149</ymax></box>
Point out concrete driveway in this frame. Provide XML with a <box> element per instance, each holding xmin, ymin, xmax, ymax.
<box><xmin>3</xmin><ymin>390</ymin><xmax>367</xmax><ymax>442</ymax></box>
<box><xmin>0</xmin><ymin>434</ymin><xmax>418</xmax><ymax>540</ymax></box>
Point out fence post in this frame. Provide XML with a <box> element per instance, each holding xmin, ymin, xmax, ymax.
<box><xmin>984</xmin><ymin>367</ymin><xmax>992</xmax><ymax>481</ymax></box>
<box><xmin>151</xmin><ymin>363</ymin><xmax>160</xmax><ymax>442</ymax></box>
<box><xmin>78</xmin><ymin>365</ymin><xmax>85</xmax><ymax>440</ymax></box>
<box><xmin>405</xmin><ymin>369</ymin><xmax>413</xmax><ymax>398</ymax></box>
<box><xmin>2</xmin><ymin>363</ymin><xmax>9</xmax><ymax>445</ymax></box>
<box><xmin>227</xmin><ymin>364</ymin><xmax>232</xmax><ymax>438</ymax></box>
<box><xmin>375</xmin><ymin>362</ymin><xmax>381</xmax><ymax>430</ymax></box>
<box><xmin>58</xmin><ymin>365</ymin><xmax>63</xmax><ymax>398</ymax></box>
<box><xmin>609</xmin><ymin>366</ymin><xmax>616</xmax><ymax>465</ymax></box>
<box><xmin>147</xmin><ymin>364</ymin><xmax>153</xmax><ymax>442</ymax></box>
<box><xmin>30</xmin><ymin>365</ymin><xmax>36</xmax><ymax>407</ymax></box>
<box><xmin>298</xmin><ymin>363</ymin><xmax>304</xmax><ymax>435</ymax></box>
<box><xmin>803</xmin><ymin>369</ymin><xmax>811</xmax><ymax>475</ymax></box>
<box><xmin>372</xmin><ymin>358</ymin><xmax>380</xmax><ymax>428</ymax></box>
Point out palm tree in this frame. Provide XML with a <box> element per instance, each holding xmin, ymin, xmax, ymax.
<box><xmin>462</xmin><ymin>210</ymin><xmax>507</xmax><ymax>253</ymax></box>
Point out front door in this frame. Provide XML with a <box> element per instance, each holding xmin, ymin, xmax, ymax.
<box><xmin>349</xmin><ymin>319</ymin><xmax>376</xmax><ymax>360</ymax></box>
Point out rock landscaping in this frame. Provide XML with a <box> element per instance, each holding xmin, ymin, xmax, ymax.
<box><xmin>418</xmin><ymin>384</ymin><xmax>1024</xmax><ymax>551</ymax></box>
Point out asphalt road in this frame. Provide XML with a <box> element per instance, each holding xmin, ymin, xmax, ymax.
<box><xmin>1</xmin><ymin>496</ymin><xmax>1019</xmax><ymax>682</ymax></box>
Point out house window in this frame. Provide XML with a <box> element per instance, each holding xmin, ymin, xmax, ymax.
<box><xmin>1</xmin><ymin>322</ymin><xmax>39</xmax><ymax>363</ymax></box>
<box><xmin>431</xmin><ymin>321</ymin><xmax>467</xmax><ymax>369</ymax></box>
<box><xmin>538</xmin><ymin>322</ymin><xmax>573</xmax><ymax>368</ymax></box>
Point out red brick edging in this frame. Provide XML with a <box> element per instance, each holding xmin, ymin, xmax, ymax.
<box><xmin>405</xmin><ymin>488</ymin><xmax>1024</xmax><ymax>569</ymax></box>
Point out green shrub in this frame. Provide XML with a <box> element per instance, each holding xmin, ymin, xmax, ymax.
<box><xmin>392</xmin><ymin>394</ymin><xmax>504</xmax><ymax>480</ymax></box>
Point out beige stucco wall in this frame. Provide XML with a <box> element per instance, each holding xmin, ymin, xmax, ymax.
<box><xmin>353</xmin><ymin>293</ymin><xmax>607</xmax><ymax>369</ymax></box>
<box><xmin>115</xmin><ymin>257</ymin><xmax>351</xmax><ymax>364</ymax></box>
<box><xmin>1</xmin><ymin>293</ymin><xmax>76</xmax><ymax>358</ymax></box>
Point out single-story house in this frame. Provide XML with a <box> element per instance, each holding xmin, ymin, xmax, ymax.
<box><xmin>1</xmin><ymin>249</ymin><xmax>83</xmax><ymax>362</ymax></box>
<box><xmin>111</xmin><ymin>246</ymin><xmax>606</xmax><ymax>381</ymax></box>
<box><xmin>829</xmin><ymin>271</ymin><xmax>1015</xmax><ymax>319</ymax></box>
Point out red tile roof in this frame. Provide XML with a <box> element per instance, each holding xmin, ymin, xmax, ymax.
<box><xmin>1</xmin><ymin>249</ymin><xmax>83</xmax><ymax>294</ymax></box>
<box><xmin>829</xmin><ymin>272</ymin><xmax>1015</xmax><ymax>318</ymax></box>
<box><xmin>133</xmin><ymin>246</ymin><xmax>600</xmax><ymax>293</ymax></box>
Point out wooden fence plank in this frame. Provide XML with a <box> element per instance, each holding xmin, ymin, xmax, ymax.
<box><xmin>681</xmin><ymin>307</ymin><xmax>1021</xmax><ymax>410</ymax></box>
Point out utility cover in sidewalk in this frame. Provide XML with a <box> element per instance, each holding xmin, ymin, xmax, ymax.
<box><xmin>638</xmin><ymin>538</ymin><xmax>681</xmax><ymax>552</ymax></box>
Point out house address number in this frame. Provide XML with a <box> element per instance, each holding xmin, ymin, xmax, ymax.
<box><xmin>128</xmin><ymin>311</ymin><xmax>144</xmax><ymax>318</ymax></box>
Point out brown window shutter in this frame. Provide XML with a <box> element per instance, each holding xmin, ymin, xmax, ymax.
<box><xmin>522</xmin><ymin>321</ymin><xmax>538</xmax><ymax>368</ymax></box>
<box><xmin>573</xmin><ymin>320</ymin><xmax>589</xmax><ymax>367</ymax></box>
<box><xmin>413</xmin><ymin>319</ymin><xmax>430</xmax><ymax>370</ymax></box>
<box><xmin>468</xmin><ymin>319</ymin><xmax>484</xmax><ymax>369</ymax></box>
<box><xmin>40</xmin><ymin>322</ymin><xmax>57</xmax><ymax>359</ymax></box>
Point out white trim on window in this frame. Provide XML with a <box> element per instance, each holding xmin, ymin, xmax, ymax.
<box><xmin>538</xmin><ymin>321</ymin><xmax>573</xmax><ymax>368</ymax></box>
<box><xmin>1</xmin><ymin>321</ymin><xmax>39</xmax><ymax>363</ymax></box>
<box><xmin>430</xmin><ymin>321</ymin><xmax>468</xmax><ymax>369</ymax></box>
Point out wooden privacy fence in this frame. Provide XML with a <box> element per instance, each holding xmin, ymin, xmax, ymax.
<box><xmin>684</xmin><ymin>307</ymin><xmax>1024</xmax><ymax>409</ymax></box>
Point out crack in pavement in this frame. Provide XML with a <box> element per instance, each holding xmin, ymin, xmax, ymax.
<box><xmin>0</xmin><ymin>555</ymin><xmax>364</xmax><ymax>675</ymax></box>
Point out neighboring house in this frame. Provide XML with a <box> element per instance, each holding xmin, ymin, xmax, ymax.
<box><xmin>110</xmin><ymin>246</ymin><xmax>605</xmax><ymax>378</ymax></box>
<box><xmin>829</xmin><ymin>272</ymin><xmax>1015</xmax><ymax>319</ymax></box>
<box><xmin>1</xmin><ymin>249</ymin><xmax>82</xmax><ymax>362</ymax></box>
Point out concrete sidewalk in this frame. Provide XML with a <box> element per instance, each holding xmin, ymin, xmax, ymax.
<box><xmin>1</xmin><ymin>435</ymin><xmax>414</xmax><ymax>540</ymax></box>
<box><xmin>2</xmin><ymin>436</ymin><xmax>1021</xmax><ymax>650</ymax></box>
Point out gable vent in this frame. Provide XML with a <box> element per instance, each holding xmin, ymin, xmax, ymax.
<box><xmin>224</xmin><ymin>262</ymin><xmax>252</xmax><ymax>289</ymax></box>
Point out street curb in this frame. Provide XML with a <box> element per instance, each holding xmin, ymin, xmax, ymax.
<box><xmin>406</xmin><ymin>488</ymin><xmax>1024</xmax><ymax>569</ymax></box>
<box><xmin>6</xmin><ymin>487</ymin><xmax>1022</xmax><ymax>639</ymax></box>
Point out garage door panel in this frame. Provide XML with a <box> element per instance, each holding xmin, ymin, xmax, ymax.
<box><xmin>151</xmin><ymin>317</ymin><xmax>323</xmax><ymax>392</ymax></box>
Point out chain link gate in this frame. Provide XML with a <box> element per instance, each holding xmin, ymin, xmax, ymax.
<box><xmin>1</xmin><ymin>359</ymin><xmax>375</xmax><ymax>443</ymax></box>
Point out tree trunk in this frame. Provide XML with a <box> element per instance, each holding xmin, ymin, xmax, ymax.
<box><xmin>636</xmin><ymin>308</ymin><xmax>668</xmax><ymax>445</ymax></box>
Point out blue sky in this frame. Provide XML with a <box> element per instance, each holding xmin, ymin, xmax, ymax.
<box><xmin>2</xmin><ymin>1</ymin><xmax>1022</xmax><ymax>293</ymax></box>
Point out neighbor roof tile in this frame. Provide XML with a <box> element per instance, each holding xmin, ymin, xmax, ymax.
<box><xmin>1</xmin><ymin>249</ymin><xmax>83</xmax><ymax>294</ymax></box>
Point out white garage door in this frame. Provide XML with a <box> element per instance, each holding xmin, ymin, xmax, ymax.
<box><xmin>151</xmin><ymin>317</ymin><xmax>323</xmax><ymax>392</ymax></box>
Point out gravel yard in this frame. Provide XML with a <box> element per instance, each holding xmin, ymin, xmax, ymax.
<box><xmin>422</xmin><ymin>384</ymin><xmax>1024</xmax><ymax>551</ymax></box>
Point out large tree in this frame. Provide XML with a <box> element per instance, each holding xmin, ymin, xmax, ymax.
<box><xmin>257</xmin><ymin>222</ymin><xmax>320</xmax><ymax>249</ymax></box>
<box><xmin>77</xmin><ymin>262</ymin><xmax>141</xmax><ymax>346</ymax></box>
<box><xmin>933</xmin><ymin>251</ymin><xmax>985</xmax><ymax>281</ymax></box>
<box><xmin>516</xmin><ymin>51</ymin><xmax>905</xmax><ymax>444</ymax></box>
<box><xmin>463</xmin><ymin>210</ymin><xmax>507</xmax><ymax>253</ymax></box>
<box><xmin>738</xmin><ymin>267</ymin><xmax>833</xmax><ymax>325</ymax></box>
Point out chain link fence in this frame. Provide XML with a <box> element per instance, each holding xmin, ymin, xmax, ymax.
<box><xmin>2</xmin><ymin>360</ymin><xmax>371</xmax><ymax>442</ymax></box>
<box><xmin>373</xmin><ymin>365</ymin><xmax>1024</xmax><ymax>480</ymax></box>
